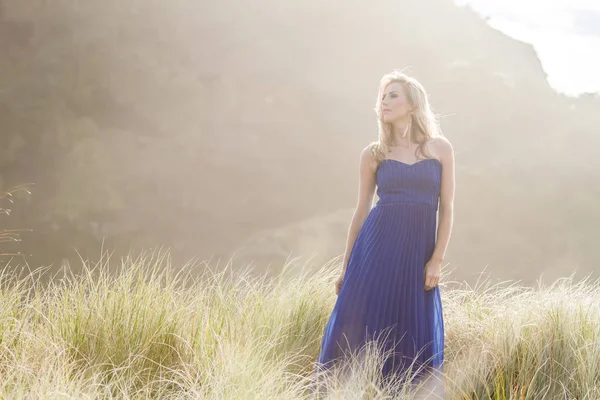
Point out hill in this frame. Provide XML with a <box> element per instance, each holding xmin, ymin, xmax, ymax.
<box><xmin>0</xmin><ymin>0</ymin><xmax>598</xmax><ymax>283</ymax></box>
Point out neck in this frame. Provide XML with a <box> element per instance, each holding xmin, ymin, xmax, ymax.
<box><xmin>390</xmin><ymin>120</ymin><xmax>412</xmax><ymax>146</ymax></box>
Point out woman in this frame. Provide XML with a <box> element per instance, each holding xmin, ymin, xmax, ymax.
<box><xmin>313</xmin><ymin>70</ymin><xmax>455</xmax><ymax>395</ymax></box>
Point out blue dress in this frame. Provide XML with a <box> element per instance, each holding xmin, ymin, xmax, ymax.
<box><xmin>314</xmin><ymin>157</ymin><xmax>445</xmax><ymax>386</ymax></box>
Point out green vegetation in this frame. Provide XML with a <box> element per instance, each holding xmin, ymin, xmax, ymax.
<box><xmin>0</xmin><ymin>251</ymin><xmax>598</xmax><ymax>398</ymax></box>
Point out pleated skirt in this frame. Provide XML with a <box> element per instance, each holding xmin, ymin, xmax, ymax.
<box><xmin>314</xmin><ymin>201</ymin><xmax>444</xmax><ymax>385</ymax></box>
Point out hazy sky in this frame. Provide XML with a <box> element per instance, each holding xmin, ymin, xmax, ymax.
<box><xmin>454</xmin><ymin>0</ymin><xmax>600</xmax><ymax>97</ymax></box>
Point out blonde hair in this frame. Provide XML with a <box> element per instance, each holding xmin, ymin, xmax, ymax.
<box><xmin>369</xmin><ymin>70</ymin><xmax>443</xmax><ymax>163</ymax></box>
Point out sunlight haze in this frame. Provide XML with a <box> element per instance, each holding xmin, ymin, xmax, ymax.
<box><xmin>455</xmin><ymin>0</ymin><xmax>600</xmax><ymax>96</ymax></box>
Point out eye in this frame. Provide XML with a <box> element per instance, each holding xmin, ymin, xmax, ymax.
<box><xmin>390</xmin><ymin>93</ymin><xmax>398</xmax><ymax>98</ymax></box>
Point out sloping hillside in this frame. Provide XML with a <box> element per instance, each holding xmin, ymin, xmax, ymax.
<box><xmin>0</xmin><ymin>0</ymin><xmax>598</xmax><ymax>283</ymax></box>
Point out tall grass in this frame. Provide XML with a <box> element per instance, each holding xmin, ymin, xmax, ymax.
<box><xmin>443</xmin><ymin>274</ymin><xmax>600</xmax><ymax>399</ymax></box>
<box><xmin>0</xmin><ymin>250</ymin><xmax>599</xmax><ymax>399</ymax></box>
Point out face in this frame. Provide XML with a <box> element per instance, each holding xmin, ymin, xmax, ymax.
<box><xmin>381</xmin><ymin>82</ymin><xmax>413</xmax><ymax>124</ymax></box>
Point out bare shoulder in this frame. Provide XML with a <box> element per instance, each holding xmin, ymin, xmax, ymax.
<box><xmin>360</xmin><ymin>142</ymin><xmax>378</xmax><ymax>162</ymax></box>
<box><xmin>428</xmin><ymin>136</ymin><xmax>453</xmax><ymax>160</ymax></box>
<box><xmin>360</xmin><ymin>143</ymin><xmax>378</xmax><ymax>171</ymax></box>
<box><xmin>361</xmin><ymin>142</ymin><xmax>377</xmax><ymax>158</ymax></box>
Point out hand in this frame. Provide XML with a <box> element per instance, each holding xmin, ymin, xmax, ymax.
<box><xmin>424</xmin><ymin>257</ymin><xmax>442</xmax><ymax>291</ymax></box>
<box><xmin>335</xmin><ymin>275</ymin><xmax>345</xmax><ymax>295</ymax></box>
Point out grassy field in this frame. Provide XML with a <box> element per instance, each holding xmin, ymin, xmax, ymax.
<box><xmin>0</xmin><ymin>250</ymin><xmax>599</xmax><ymax>399</ymax></box>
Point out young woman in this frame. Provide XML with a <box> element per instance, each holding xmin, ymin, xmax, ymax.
<box><xmin>313</xmin><ymin>70</ymin><xmax>455</xmax><ymax>395</ymax></box>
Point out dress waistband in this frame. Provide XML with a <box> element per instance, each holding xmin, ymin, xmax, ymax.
<box><xmin>375</xmin><ymin>200</ymin><xmax>437</xmax><ymax>210</ymax></box>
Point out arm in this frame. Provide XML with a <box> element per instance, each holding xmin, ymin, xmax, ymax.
<box><xmin>424</xmin><ymin>137</ymin><xmax>455</xmax><ymax>291</ymax></box>
<box><xmin>432</xmin><ymin>137</ymin><xmax>455</xmax><ymax>262</ymax></box>
<box><xmin>340</xmin><ymin>145</ymin><xmax>377</xmax><ymax>277</ymax></box>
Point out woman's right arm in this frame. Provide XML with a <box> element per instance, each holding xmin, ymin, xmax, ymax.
<box><xmin>340</xmin><ymin>145</ymin><xmax>378</xmax><ymax>277</ymax></box>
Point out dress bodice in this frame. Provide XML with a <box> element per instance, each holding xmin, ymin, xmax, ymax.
<box><xmin>375</xmin><ymin>158</ymin><xmax>442</xmax><ymax>210</ymax></box>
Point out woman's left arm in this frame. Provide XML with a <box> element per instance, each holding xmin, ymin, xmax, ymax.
<box><xmin>424</xmin><ymin>137</ymin><xmax>455</xmax><ymax>291</ymax></box>
<box><xmin>432</xmin><ymin>137</ymin><xmax>455</xmax><ymax>262</ymax></box>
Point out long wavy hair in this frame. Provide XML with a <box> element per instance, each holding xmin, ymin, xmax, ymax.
<box><xmin>370</xmin><ymin>70</ymin><xmax>443</xmax><ymax>163</ymax></box>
